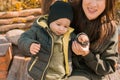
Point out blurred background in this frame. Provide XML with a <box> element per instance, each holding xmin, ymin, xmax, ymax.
<box><xmin>0</xmin><ymin>0</ymin><xmax>41</xmax><ymax>11</ymax></box>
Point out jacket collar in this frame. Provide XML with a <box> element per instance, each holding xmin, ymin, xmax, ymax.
<box><xmin>37</xmin><ymin>15</ymin><xmax>74</xmax><ymax>34</ymax></box>
<box><xmin>37</xmin><ymin>15</ymin><xmax>48</xmax><ymax>28</ymax></box>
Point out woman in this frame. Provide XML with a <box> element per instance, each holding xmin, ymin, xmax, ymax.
<box><xmin>67</xmin><ymin>0</ymin><xmax>119</xmax><ymax>80</ymax></box>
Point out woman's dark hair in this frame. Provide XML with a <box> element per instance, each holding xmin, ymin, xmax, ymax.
<box><xmin>69</xmin><ymin>0</ymin><xmax>117</xmax><ymax>50</ymax></box>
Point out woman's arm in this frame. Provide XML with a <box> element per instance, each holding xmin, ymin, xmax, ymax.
<box><xmin>84</xmin><ymin>28</ymin><xmax>118</xmax><ymax>75</ymax></box>
<box><xmin>72</xmin><ymin>28</ymin><xmax>119</xmax><ymax>75</ymax></box>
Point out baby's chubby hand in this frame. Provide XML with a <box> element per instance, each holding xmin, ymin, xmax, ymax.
<box><xmin>72</xmin><ymin>32</ymin><xmax>90</xmax><ymax>56</ymax></box>
<box><xmin>30</xmin><ymin>43</ymin><xmax>41</xmax><ymax>55</ymax></box>
<box><xmin>77</xmin><ymin>33</ymin><xmax>89</xmax><ymax>47</ymax></box>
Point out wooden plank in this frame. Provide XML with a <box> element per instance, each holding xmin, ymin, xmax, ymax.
<box><xmin>7</xmin><ymin>56</ymin><xmax>33</xmax><ymax>80</ymax></box>
<box><xmin>0</xmin><ymin>43</ymin><xmax>12</xmax><ymax>56</ymax></box>
<box><xmin>0</xmin><ymin>43</ymin><xmax>12</xmax><ymax>80</ymax></box>
<box><xmin>0</xmin><ymin>71</ymin><xmax>7</xmax><ymax>80</ymax></box>
<box><xmin>0</xmin><ymin>8</ymin><xmax>41</xmax><ymax>19</ymax></box>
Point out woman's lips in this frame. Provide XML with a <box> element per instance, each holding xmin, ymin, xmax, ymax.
<box><xmin>87</xmin><ymin>7</ymin><xmax>97</xmax><ymax>14</ymax></box>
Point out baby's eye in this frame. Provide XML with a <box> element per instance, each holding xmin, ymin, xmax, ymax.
<box><xmin>57</xmin><ymin>23</ymin><xmax>61</xmax><ymax>26</ymax></box>
<box><xmin>64</xmin><ymin>26</ymin><xmax>69</xmax><ymax>28</ymax></box>
<box><xmin>64</xmin><ymin>26</ymin><xmax>67</xmax><ymax>28</ymax></box>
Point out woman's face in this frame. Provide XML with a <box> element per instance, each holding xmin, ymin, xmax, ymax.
<box><xmin>82</xmin><ymin>0</ymin><xmax>106</xmax><ymax>20</ymax></box>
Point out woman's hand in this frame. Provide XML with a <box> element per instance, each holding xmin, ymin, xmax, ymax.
<box><xmin>72</xmin><ymin>33</ymin><xmax>90</xmax><ymax>56</ymax></box>
<box><xmin>72</xmin><ymin>41</ymin><xmax>90</xmax><ymax>56</ymax></box>
<box><xmin>30</xmin><ymin>43</ymin><xmax>41</xmax><ymax>55</ymax></box>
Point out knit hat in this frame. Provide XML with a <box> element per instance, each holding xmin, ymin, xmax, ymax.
<box><xmin>47</xmin><ymin>1</ymin><xmax>73</xmax><ymax>25</ymax></box>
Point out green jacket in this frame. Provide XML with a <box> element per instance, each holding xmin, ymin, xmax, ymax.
<box><xmin>72</xmin><ymin>26</ymin><xmax>119</xmax><ymax>79</ymax></box>
<box><xmin>18</xmin><ymin>15</ymin><xmax>75</xmax><ymax>80</ymax></box>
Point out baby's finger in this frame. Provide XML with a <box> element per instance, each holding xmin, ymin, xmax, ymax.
<box><xmin>30</xmin><ymin>50</ymin><xmax>37</xmax><ymax>55</ymax></box>
<box><xmin>33</xmin><ymin>48</ymin><xmax>40</xmax><ymax>53</ymax></box>
<box><xmin>34</xmin><ymin>45</ymin><xmax>40</xmax><ymax>51</ymax></box>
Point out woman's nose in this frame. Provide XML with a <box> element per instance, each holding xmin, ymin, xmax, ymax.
<box><xmin>89</xmin><ymin>0</ymin><xmax>97</xmax><ymax>7</ymax></box>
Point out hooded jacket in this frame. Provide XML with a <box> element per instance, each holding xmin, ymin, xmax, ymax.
<box><xmin>18</xmin><ymin>15</ymin><xmax>75</xmax><ymax>80</ymax></box>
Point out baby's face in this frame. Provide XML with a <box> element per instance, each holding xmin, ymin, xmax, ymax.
<box><xmin>49</xmin><ymin>18</ymin><xmax>70</xmax><ymax>35</ymax></box>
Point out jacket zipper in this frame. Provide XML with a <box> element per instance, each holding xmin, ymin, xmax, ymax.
<box><xmin>29</xmin><ymin>56</ymin><xmax>38</xmax><ymax>71</ymax></box>
<box><xmin>41</xmin><ymin>29</ymin><xmax>54</xmax><ymax>80</ymax></box>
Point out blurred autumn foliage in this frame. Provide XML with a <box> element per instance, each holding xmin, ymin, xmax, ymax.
<box><xmin>0</xmin><ymin>0</ymin><xmax>41</xmax><ymax>11</ymax></box>
<box><xmin>116</xmin><ymin>0</ymin><xmax>120</xmax><ymax>10</ymax></box>
<box><xmin>0</xmin><ymin>0</ymin><xmax>120</xmax><ymax>12</ymax></box>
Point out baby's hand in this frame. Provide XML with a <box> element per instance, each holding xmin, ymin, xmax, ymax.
<box><xmin>72</xmin><ymin>33</ymin><xmax>90</xmax><ymax>56</ymax></box>
<box><xmin>30</xmin><ymin>43</ymin><xmax>41</xmax><ymax>55</ymax></box>
<box><xmin>76</xmin><ymin>33</ymin><xmax>89</xmax><ymax>47</ymax></box>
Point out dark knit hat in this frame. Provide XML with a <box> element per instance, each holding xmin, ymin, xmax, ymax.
<box><xmin>47</xmin><ymin>1</ymin><xmax>73</xmax><ymax>25</ymax></box>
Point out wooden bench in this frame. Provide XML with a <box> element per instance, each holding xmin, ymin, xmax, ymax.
<box><xmin>6</xmin><ymin>34</ymin><xmax>120</xmax><ymax>80</ymax></box>
<box><xmin>6</xmin><ymin>55</ymin><xmax>120</xmax><ymax>80</ymax></box>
